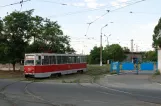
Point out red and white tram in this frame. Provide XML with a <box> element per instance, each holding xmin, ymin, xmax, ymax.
<box><xmin>24</xmin><ymin>53</ymin><xmax>87</xmax><ymax>78</ymax></box>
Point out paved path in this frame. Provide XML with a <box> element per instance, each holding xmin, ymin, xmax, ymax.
<box><xmin>0</xmin><ymin>76</ymin><xmax>161</xmax><ymax>106</ymax></box>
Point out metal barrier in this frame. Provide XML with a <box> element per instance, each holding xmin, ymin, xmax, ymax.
<box><xmin>140</xmin><ymin>62</ymin><xmax>154</xmax><ymax>71</ymax></box>
<box><xmin>122</xmin><ymin>62</ymin><xmax>134</xmax><ymax>70</ymax></box>
<box><xmin>110</xmin><ymin>62</ymin><xmax>120</xmax><ymax>74</ymax></box>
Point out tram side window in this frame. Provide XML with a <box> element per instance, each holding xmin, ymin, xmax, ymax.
<box><xmin>71</xmin><ymin>56</ymin><xmax>75</xmax><ymax>63</ymax></box>
<box><xmin>74</xmin><ymin>56</ymin><xmax>77</xmax><ymax>63</ymax></box>
<box><xmin>76</xmin><ymin>56</ymin><xmax>80</xmax><ymax>63</ymax></box>
<box><xmin>43</xmin><ymin>56</ymin><xmax>50</xmax><ymax>65</ymax></box>
<box><xmin>57</xmin><ymin>56</ymin><xmax>62</xmax><ymax>64</ymax></box>
<box><xmin>80</xmin><ymin>56</ymin><xmax>85</xmax><ymax>63</ymax></box>
<box><xmin>50</xmin><ymin>56</ymin><xmax>56</xmax><ymax>64</ymax></box>
<box><xmin>68</xmin><ymin>56</ymin><xmax>72</xmax><ymax>63</ymax></box>
<box><xmin>62</xmin><ymin>56</ymin><xmax>68</xmax><ymax>64</ymax></box>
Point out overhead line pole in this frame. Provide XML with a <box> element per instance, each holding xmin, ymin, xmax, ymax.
<box><xmin>100</xmin><ymin>24</ymin><xmax>108</xmax><ymax>66</ymax></box>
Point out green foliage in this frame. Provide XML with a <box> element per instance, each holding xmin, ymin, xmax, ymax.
<box><xmin>86</xmin><ymin>65</ymin><xmax>110</xmax><ymax>76</ymax></box>
<box><xmin>153</xmin><ymin>18</ymin><xmax>161</xmax><ymax>48</ymax></box>
<box><xmin>154</xmin><ymin>70</ymin><xmax>160</xmax><ymax>75</ymax></box>
<box><xmin>88</xmin><ymin>46</ymin><xmax>101</xmax><ymax>64</ymax></box>
<box><xmin>0</xmin><ymin>10</ymin><xmax>75</xmax><ymax>71</ymax></box>
<box><xmin>110</xmin><ymin>71</ymin><xmax>117</xmax><ymax>75</ymax></box>
<box><xmin>104</xmin><ymin>44</ymin><xmax>126</xmax><ymax>62</ymax></box>
<box><xmin>88</xmin><ymin>44</ymin><xmax>127</xmax><ymax>64</ymax></box>
<box><xmin>142</xmin><ymin>50</ymin><xmax>157</xmax><ymax>62</ymax></box>
<box><xmin>123</xmin><ymin>47</ymin><xmax>130</xmax><ymax>52</ymax></box>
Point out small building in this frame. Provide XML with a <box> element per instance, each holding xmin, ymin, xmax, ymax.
<box><xmin>124</xmin><ymin>52</ymin><xmax>145</xmax><ymax>62</ymax></box>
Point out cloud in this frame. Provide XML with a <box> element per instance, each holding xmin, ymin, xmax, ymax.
<box><xmin>111</xmin><ymin>1</ymin><xmax>120</xmax><ymax>7</ymax></box>
<box><xmin>84</xmin><ymin>0</ymin><xmax>105</xmax><ymax>8</ymax></box>
<box><xmin>110</xmin><ymin>0</ymin><xmax>129</xmax><ymax>8</ymax></box>
<box><xmin>71</xmin><ymin>3</ymin><xmax>85</xmax><ymax>7</ymax></box>
<box><xmin>118</xmin><ymin>0</ymin><xmax>129</xmax><ymax>3</ymax></box>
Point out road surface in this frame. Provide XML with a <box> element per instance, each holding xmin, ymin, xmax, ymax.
<box><xmin>0</xmin><ymin>74</ymin><xmax>161</xmax><ymax>106</ymax></box>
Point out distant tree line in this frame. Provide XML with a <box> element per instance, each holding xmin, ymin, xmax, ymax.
<box><xmin>0</xmin><ymin>9</ymin><xmax>75</xmax><ymax>71</ymax></box>
<box><xmin>87</xmin><ymin>44</ymin><xmax>129</xmax><ymax>64</ymax></box>
<box><xmin>87</xmin><ymin>44</ymin><xmax>157</xmax><ymax>64</ymax></box>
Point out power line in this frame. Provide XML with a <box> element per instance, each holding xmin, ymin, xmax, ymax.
<box><xmin>47</xmin><ymin>0</ymin><xmax>139</xmax><ymax>18</ymax></box>
<box><xmin>0</xmin><ymin>0</ymin><xmax>31</xmax><ymax>8</ymax></box>
<box><xmin>114</xmin><ymin>11</ymin><xmax>161</xmax><ymax>15</ymax></box>
<box><xmin>90</xmin><ymin>0</ymin><xmax>146</xmax><ymax>24</ymax></box>
<box><xmin>84</xmin><ymin>0</ymin><xmax>146</xmax><ymax>37</ymax></box>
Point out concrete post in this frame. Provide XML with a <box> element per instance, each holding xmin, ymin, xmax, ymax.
<box><xmin>158</xmin><ymin>49</ymin><xmax>161</xmax><ymax>72</ymax></box>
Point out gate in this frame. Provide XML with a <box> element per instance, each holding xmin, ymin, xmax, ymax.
<box><xmin>110</xmin><ymin>61</ymin><xmax>156</xmax><ymax>75</ymax></box>
<box><xmin>120</xmin><ymin>62</ymin><xmax>137</xmax><ymax>74</ymax></box>
<box><xmin>110</xmin><ymin>62</ymin><xmax>120</xmax><ymax>74</ymax></box>
<box><xmin>139</xmin><ymin>62</ymin><xmax>155</xmax><ymax>74</ymax></box>
<box><xmin>140</xmin><ymin>62</ymin><xmax>154</xmax><ymax>71</ymax></box>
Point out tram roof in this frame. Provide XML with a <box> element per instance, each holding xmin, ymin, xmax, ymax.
<box><xmin>25</xmin><ymin>53</ymin><xmax>86</xmax><ymax>56</ymax></box>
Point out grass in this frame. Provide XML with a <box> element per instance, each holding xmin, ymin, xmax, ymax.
<box><xmin>110</xmin><ymin>71</ymin><xmax>117</xmax><ymax>75</ymax></box>
<box><xmin>83</xmin><ymin>64</ymin><xmax>110</xmax><ymax>83</ymax></box>
<box><xmin>152</xmin><ymin>70</ymin><xmax>160</xmax><ymax>78</ymax></box>
<box><xmin>153</xmin><ymin>70</ymin><xmax>160</xmax><ymax>75</ymax></box>
<box><xmin>85</xmin><ymin>64</ymin><xmax>110</xmax><ymax>76</ymax></box>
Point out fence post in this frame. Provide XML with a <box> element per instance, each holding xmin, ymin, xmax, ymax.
<box><xmin>117</xmin><ymin>62</ymin><xmax>120</xmax><ymax>75</ymax></box>
<box><xmin>110</xmin><ymin>61</ymin><xmax>113</xmax><ymax>73</ymax></box>
<box><xmin>136</xmin><ymin>62</ymin><xmax>138</xmax><ymax>75</ymax></box>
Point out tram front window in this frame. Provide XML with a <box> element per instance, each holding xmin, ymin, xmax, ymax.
<box><xmin>25</xmin><ymin>60</ymin><xmax>34</xmax><ymax>65</ymax></box>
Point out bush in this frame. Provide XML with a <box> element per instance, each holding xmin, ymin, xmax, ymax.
<box><xmin>154</xmin><ymin>70</ymin><xmax>160</xmax><ymax>75</ymax></box>
<box><xmin>85</xmin><ymin>65</ymin><xmax>110</xmax><ymax>76</ymax></box>
<box><xmin>110</xmin><ymin>71</ymin><xmax>117</xmax><ymax>75</ymax></box>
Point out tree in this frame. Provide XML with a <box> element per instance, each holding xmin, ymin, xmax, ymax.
<box><xmin>2</xmin><ymin>10</ymin><xmax>33</xmax><ymax>71</ymax></box>
<box><xmin>123</xmin><ymin>47</ymin><xmax>130</xmax><ymax>52</ymax></box>
<box><xmin>88</xmin><ymin>46</ymin><xmax>100</xmax><ymax>64</ymax></box>
<box><xmin>104</xmin><ymin>44</ymin><xmax>126</xmax><ymax>61</ymax></box>
<box><xmin>142</xmin><ymin>50</ymin><xmax>157</xmax><ymax>61</ymax></box>
<box><xmin>27</xmin><ymin>18</ymin><xmax>75</xmax><ymax>53</ymax></box>
<box><xmin>0</xmin><ymin>10</ymin><xmax>75</xmax><ymax>71</ymax></box>
<box><xmin>153</xmin><ymin>18</ymin><xmax>161</xmax><ymax>48</ymax></box>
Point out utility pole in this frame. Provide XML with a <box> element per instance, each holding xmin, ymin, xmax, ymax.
<box><xmin>136</xmin><ymin>45</ymin><xmax>138</xmax><ymax>52</ymax></box>
<box><xmin>131</xmin><ymin>39</ymin><xmax>134</xmax><ymax>62</ymax></box>
<box><xmin>100</xmin><ymin>24</ymin><xmax>108</xmax><ymax>66</ymax></box>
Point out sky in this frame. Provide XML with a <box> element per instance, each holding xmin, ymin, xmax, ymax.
<box><xmin>0</xmin><ymin>0</ymin><xmax>161</xmax><ymax>54</ymax></box>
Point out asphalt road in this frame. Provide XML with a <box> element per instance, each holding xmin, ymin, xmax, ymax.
<box><xmin>0</xmin><ymin>74</ymin><xmax>161</xmax><ymax>106</ymax></box>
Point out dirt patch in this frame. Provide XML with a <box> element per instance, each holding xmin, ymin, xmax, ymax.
<box><xmin>0</xmin><ymin>70</ymin><xmax>24</xmax><ymax>79</ymax></box>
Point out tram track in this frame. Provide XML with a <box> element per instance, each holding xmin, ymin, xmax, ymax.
<box><xmin>0</xmin><ymin>79</ymin><xmax>55</xmax><ymax>106</ymax></box>
<box><xmin>24</xmin><ymin>81</ymin><xmax>76</xmax><ymax>106</ymax></box>
<box><xmin>0</xmin><ymin>78</ymin><xmax>76</xmax><ymax>106</ymax></box>
<box><xmin>0</xmin><ymin>80</ymin><xmax>23</xmax><ymax>106</ymax></box>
